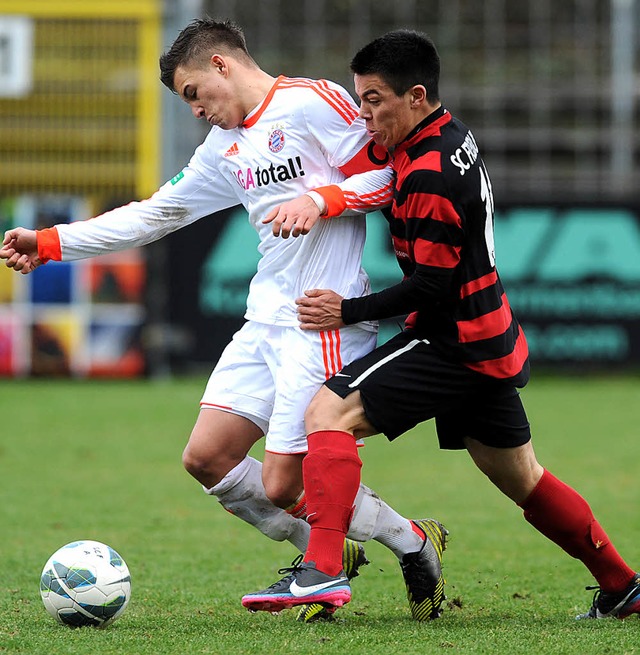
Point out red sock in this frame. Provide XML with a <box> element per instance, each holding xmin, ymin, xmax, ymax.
<box><xmin>303</xmin><ymin>430</ymin><xmax>362</xmax><ymax>576</ymax></box>
<box><xmin>520</xmin><ymin>469</ymin><xmax>635</xmax><ymax>592</ymax></box>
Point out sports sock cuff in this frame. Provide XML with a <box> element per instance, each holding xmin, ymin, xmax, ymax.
<box><xmin>207</xmin><ymin>456</ymin><xmax>258</xmax><ymax>496</ymax></box>
<box><xmin>307</xmin><ymin>430</ymin><xmax>358</xmax><ymax>453</ymax></box>
<box><xmin>285</xmin><ymin>490</ymin><xmax>307</xmax><ymax>519</ymax></box>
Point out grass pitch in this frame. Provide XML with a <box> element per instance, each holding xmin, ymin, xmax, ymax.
<box><xmin>0</xmin><ymin>374</ymin><xmax>639</xmax><ymax>654</ymax></box>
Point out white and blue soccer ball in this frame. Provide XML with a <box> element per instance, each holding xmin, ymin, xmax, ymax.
<box><xmin>40</xmin><ymin>540</ymin><xmax>131</xmax><ymax>628</ymax></box>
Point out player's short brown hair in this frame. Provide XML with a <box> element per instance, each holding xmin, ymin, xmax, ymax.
<box><xmin>159</xmin><ymin>17</ymin><xmax>255</xmax><ymax>92</ymax></box>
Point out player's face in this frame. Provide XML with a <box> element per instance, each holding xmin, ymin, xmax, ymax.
<box><xmin>174</xmin><ymin>56</ymin><xmax>245</xmax><ymax>130</ymax></box>
<box><xmin>354</xmin><ymin>73</ymin><xmax>417</xmax><ymax>149</ymax></box>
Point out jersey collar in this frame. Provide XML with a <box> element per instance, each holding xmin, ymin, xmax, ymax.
<box><xmin>242</xmin><ymin>75</ymin><xmax>285</xmax><ymax>129</ymax></box>
<box><xmin>396</xmin><ymin>106</ymin><xmax>449</xmax><ymax>152</ymax></box>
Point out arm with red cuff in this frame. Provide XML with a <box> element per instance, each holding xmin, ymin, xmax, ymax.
<box><xmin>311</xmin><ymin>165</ymin><xmax>394</xmax><ymax>217</ymax></box>
<box><xmin>266</xmin><ymin>165</ymin><xmax>393</xmax><ymax>238</ymax></box>
<box><xmin>34</xmin><ymin>201</ymin><xmax>194</xmax><ymax>264</ymax></box>
<box><xmin>34</xmin><ymin>163</ymin><xmax>238</xmax><ymax>263</ymax></box>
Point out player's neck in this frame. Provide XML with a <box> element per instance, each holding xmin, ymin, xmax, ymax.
<box><xmin>240</xmin><ymin>68</ymin><xmax>277</xmax><ymax>118</ymax></box>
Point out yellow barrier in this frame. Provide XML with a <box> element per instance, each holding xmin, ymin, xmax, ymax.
<box><xmin>0</xmin><ymin>0</ymin><xmax>161</xmax><ymax>201</ymax></box>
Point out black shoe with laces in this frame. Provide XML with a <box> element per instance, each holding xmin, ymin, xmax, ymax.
<box><xmin>400</xmin><ymin>519</ymin><xmax>448</xmax><ymax>621</ymax></box>
<box><xmin>576</xmin><ymin>572</ymin><xmax>640</xmax><ymax>619</ymax></box>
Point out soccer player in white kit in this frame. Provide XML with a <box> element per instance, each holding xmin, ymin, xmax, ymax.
<box><xmin>1</xmin><ymin>18</ymin><xmax>447</xmax><ymax>620</ymax></box>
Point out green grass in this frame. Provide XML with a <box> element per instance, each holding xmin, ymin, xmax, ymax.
<box><xmin>1</xmin><ymin>374</ymin><xmax>639</xmax><ymax>654</ymax></box>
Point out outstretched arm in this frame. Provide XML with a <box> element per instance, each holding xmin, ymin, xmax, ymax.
<box><xmin>0</xmin><ymin>228</ymin><xmax>41</xmax><ymax>274</ymax></box>
<box><xmin>0</xmin><ymin>153</ymin><xmax>239</xmax><ymax>271</ymax></box>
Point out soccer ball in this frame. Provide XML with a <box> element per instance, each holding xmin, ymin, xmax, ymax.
<box><xmin>40</xmin><ymin>540</ymin><xmax>131</xmax><ymax>628</ymax></box>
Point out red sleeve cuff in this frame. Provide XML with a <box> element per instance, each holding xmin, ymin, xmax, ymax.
<box><xmin>37</xmin><ymin>227</ymin><xmax>62</xmax><ymax>263</ymax></box>
<box><xmin>314</xmin><ymin>185</ymin><xmax>347</xmax><ymax>218</ymax></box>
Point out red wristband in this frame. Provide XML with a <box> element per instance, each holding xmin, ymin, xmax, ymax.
<box><xmin>313</xmin><ymin>185</ymin><xmax>347</xmax><ymax>218</ymax></box>
<box><xmin>36</xmin><ymin>227</ymin><xmax>62</xmax><ymax>263</ymax></box>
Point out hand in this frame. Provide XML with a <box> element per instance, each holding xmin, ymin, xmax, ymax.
<box><xmin>0</xmin><ymin>228</ymin><xmax>42</xmax><ymax>274</ymax></box>
<box><xmin>263</xmin><ymin>195</ymin><xmax>321</xmax><ymax>238</ymax></box>
<box><xmin>296</xmin><ymin>289</ymin><xmax>345</xmax><ymax>331</ymax></box>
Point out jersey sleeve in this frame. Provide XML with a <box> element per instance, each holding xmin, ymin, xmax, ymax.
<box><xmin>312</xmin><ymin>168</ymin><xmax>394</xmax><ymax>217</ymax></box>
<box><xmin>302</xmin><ymin>80</ymin><xmax>394</xmax><ymax>216</ymax></box>
<box><xmin>37</xmin><ymin>140</ymin><xmax>240</xmax><ymax>262</ymax></box>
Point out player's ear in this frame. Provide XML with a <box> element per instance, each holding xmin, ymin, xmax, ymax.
<box><xmin>409</xmin><ymin>85</ymin><xmax>427</xmax><ymax>108</ymax></box>
<box><xmin>210</xmin><ymin>53</ymin><xmax>227</xmax><ymax>75</ymax></box>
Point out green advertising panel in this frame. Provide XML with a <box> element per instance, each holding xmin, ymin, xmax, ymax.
<box><xmin>189</xmin><ymin>206</ymin><xmax>640</xmax><ymax>369</ymax></box>
<box><xmin>495</xmin><ymin>207</ymin><xmax>640</xmax><ymax>365</ymax></box>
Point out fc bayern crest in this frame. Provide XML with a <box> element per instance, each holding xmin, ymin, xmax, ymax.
<box><xmin>268</xmin><ymin>129</ymin><xmax>285</xmax><ymax>153</ymax></box>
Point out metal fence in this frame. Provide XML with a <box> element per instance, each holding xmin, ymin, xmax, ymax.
<box><xmin>205</xmin><ymin>0</ymin><xmax>639</xmax><ymax>204</ymax></box>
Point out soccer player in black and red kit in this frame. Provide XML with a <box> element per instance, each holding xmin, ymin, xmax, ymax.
<box><xmin>242</xmin><ymin>29</ymin><xmax>640</xmax><ymax>621</ymax></box>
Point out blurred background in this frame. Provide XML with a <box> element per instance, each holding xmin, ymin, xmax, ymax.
<box><xmin>0</xmin><ymin>0</ymin><xmax>638</xmax><ymax>378</ymax></box>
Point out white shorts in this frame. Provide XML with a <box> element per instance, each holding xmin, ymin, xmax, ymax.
<box><xmin>200</xmin><ymin>321</ymin><xmax>377</xmax><ymax>454</ymax></box>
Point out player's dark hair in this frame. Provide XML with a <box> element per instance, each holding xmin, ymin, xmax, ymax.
<box><xmin>350</xmin><ymin>29</ymin><xmax>440</xmax><ymax>101</ymax></box>
<box><xmin>159</xmin><ymin>17</ymin><xmax>255</xmax><ymax>92</ymax></box>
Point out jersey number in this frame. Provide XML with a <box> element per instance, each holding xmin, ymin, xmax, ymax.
<box><xmin>479</xmin><ymin>163</ymin><xmax>496</xmax><ymax>267</ymax></box>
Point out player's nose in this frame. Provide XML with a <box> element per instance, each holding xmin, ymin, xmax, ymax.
<box><xmin>358</xmin><ymin>105</ymin><xmax>371</xmax><ymax>120</ymax></box>
<box><xmin>191</xmin><ymin>105</ymin><xmax>205</xmax><ymax>119</ymax></box>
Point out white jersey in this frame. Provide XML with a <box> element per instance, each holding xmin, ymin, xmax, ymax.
<box><xmin>42</xmin><ymin>75</ymin><xmax>393</xmax><ymax>327</ymax></box>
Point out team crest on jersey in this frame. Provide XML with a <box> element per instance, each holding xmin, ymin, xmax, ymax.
<box><xmin>268</xmin><ymin>128</ymin><xmax>285</xmax><ymax>153</ymax></box>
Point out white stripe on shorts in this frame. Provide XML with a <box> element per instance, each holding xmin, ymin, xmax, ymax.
<box><xmin>348</xmin><ymin>338</ymin><xmax>430</xmax><ymax>388</ymax></box>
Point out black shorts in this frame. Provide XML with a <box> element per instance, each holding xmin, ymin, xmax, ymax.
<box><xmin>325</xmin><ymin>330</ymin><xmax>531</xmax><ymax>449</ymax></box>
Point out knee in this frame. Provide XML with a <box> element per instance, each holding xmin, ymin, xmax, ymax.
<box><xmin>181</xmin><ymin>442</ymin><xmax>210</xmax><ymax>478</ymax></box>
<box><xmin>263</xmin><ymin>465</ymin><xmax>303</xmax><ymax>509</ymax></box>
<box><xmin>263</xmin><ymin>479</ymin><xmax>299</xmax><ymax>510</ymax></box>
<box><xmin>182</xmin><ymin>439</ymin><xmax>238</xmax><ymax>485</ymax></box>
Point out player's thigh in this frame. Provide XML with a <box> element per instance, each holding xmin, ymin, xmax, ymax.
<box><xmin>464</xmin><ymin>438</ymin><xmax>543</xmax><ymax>503</ymax></box>
<box><xmin>305</xmin><ymin>385</ymin><xmax>374</xmax><ymax>437</ymax></box>
<box><xmin>200</xmin><ymin>321</ymin><xmax>275</xmax><ymax>435</ymax></box>
<box><xmin>323</xmin><ymin>331</ymin><xmax>466</xmax><ymax>441</ymax></box>
<box><xmin>266</xmin><ymin>325</ymin><xmax>375</xmax><ymax>454</ymax></box>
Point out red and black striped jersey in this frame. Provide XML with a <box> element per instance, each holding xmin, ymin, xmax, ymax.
<box><xmin>342</xmin><ymin>106</ymin><xmax>529</xmax><ymax>386</ymax></box>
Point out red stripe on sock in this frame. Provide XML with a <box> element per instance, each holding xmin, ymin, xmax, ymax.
<box><xmin>411</xmin><ymin>521</ymin><xmax>426</xmax><ymax>539</ymax></box>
